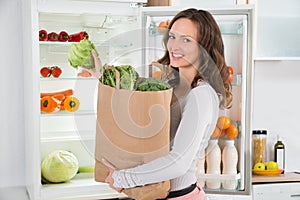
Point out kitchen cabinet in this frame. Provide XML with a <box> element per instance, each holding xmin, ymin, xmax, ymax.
<box><xmin>253</xmin><ymin>181</ymin><xmax>300</xmax><ymax>200</ymax></box>
<box><xmin>255</xmin><ymin>0</ymin><xmax>300</xmax><ymax>58</ymax></box>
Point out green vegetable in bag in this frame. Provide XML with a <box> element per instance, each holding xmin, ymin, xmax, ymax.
<box><xmin>100</xmin><ymin>65</ymin><xmax>139</xmax><ymax>90</ymax></box>
<box><xmin>68</xmin><ymin>39</ymin><xmax>98</xmax><ymax>69</ymax></box>
<box><xmin>136</xmin><ymin>77</ymin><xmax>171</xmax><ymax>91</ymax></box>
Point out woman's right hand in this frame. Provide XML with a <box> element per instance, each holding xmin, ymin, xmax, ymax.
<box><xmin>78</xmin><ymin>49</ymin><xmax>102</xmax><ymax>79</ymax></box>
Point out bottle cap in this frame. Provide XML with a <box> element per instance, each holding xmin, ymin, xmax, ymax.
<box><xmin>252</xmin><ymin>130</ymin><xmax>267</xmax><ymax>135</ymax></box>
<box><xmin>225</xmin><ymin>139</ymin><xmax>235</xmax><ymax>145</ymax></box>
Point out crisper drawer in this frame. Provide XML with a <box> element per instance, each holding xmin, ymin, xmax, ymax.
<box><xmin>252</xmin><ymin>182</ymin><xmax>300</xmax><ymax>200</ymax></box>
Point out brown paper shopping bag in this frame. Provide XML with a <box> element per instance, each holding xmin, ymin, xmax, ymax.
<box><xmin>94</xmin><ymin>81</ymin><xmax>172</xmax><ymax>200</ymax></box>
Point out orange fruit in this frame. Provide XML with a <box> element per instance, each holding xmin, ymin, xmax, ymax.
<box><xmin>219</xmin><ymin>129</ymin><xmax>227</xmax><ymax>138</ymax></box>
<box><xmin>211</xmin><ymin>127</ymin><xmax>221</xmax><ymax>138</ymax></box>
<box><xmin>226</xmin><ymin>125</ymin><xmax>239</xmax><ymax>139</ymax></box>
<box><xmin>158</xmin><ymin>21</ymin><xmax>167</xmax><ymax>28</ymax></box>
<box><xmin>217</xmin><ymin>116</ymin><xmax>231</xmax><ymax>130</ymax></box>
<box><xmin>152</xmin><ymin>71</ymin><xmax>162</xmax><ymax>78</ymax></box>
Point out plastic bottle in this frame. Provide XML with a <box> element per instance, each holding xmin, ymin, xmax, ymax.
<box><xmin>196</xmin><ymin>150</ymin><xmax>206</xmax><ymax>188</ymax></box>
<box><xmin>205</xmin><ymin>139</ymin><xmax>221</xmax><ymax>189</ymax></box>
<box><xmin>222</xmin><ymin>140</ymin><xmax>238</xmax><ymax>190</ymax></box>
<box><xmin>274</xmin><ymin>135</ymin><xmax>285</xmax><ymax>174</ymax></box>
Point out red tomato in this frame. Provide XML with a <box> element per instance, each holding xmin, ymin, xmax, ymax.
<box><xmin>40</xmin><ymin>67</ymin><xmax>51</xmax><ymax>77</ymax></box>
<box><xmin>51</xmin><ymin>66</ymin><xmax>62</xmax><ymax>78</ymax></box>
<box><xmin>227</xmin><ymin>66</ymin><xmax>234</xmax><ymax>83</ymax></box>
<box><xmin>227</xmin><ymin>66</ymin><xmax>233</xmax><ymax>75</ymax></box>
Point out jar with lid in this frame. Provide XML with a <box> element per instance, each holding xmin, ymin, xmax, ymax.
<box><xmin>252</xmin><ymin>130</ymin><xmax>267</xmax><ymax>166</ymax></box>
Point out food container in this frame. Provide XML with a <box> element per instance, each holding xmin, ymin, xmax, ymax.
<box><xmin>252</xmin><ymin>130</ymin><xmax>267</xmax><ymax>165</ymax></box>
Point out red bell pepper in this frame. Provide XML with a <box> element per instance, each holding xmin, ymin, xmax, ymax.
<box><xmin>48</xmin><ymin>32</ymin><xmax>59</xmax><ymax>41</ymax></box>
<box><xmin>58</xmin><ymin>31</ymin><xmax>69</xmax><ymax>42</ymax></box>
<box><xmin>68</xmin><ymin>31</ymin><xmax>89</xmax><ymax>42</ymax></box>
<box><xmin>39</xmin><ymin>30</ymin><xmax>48</xmax><ymax>41</ymax></box>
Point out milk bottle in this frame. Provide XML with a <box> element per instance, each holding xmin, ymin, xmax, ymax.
<box><xmin>196</xmin><ymin>150</ymin><xmax>206</xmax><ymax>187</ymax></box>
<box><xmin>221</xmin><ymin>139</ymin><xmax>238</xmax><ymax>190</ymax></box>
<box><xmin>205</xmin><ymin>139</ymin><xmax>221</xmax><ymax>189</ymax></box>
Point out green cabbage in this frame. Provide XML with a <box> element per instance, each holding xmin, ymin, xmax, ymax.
<box><xmin>41</xmin><ymin>150</ymin><xmax>79</xmax><ymax>183</ymax></box>
<box><xmin>68</xmin><ymin>39</ymin><xmax>98</xmax><ymax>69</ymax></box>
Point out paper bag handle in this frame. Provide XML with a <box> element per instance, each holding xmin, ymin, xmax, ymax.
<box><xmin>149</xmin><ymin>62</ymin><xmax>175</xmax><ymax>82</ymax></box>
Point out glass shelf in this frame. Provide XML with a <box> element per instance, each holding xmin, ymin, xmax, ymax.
<box><xmin>39</xmin><ymin>41</ymin><xmax>79</xmax><ymax>45</ymax></box>
<box><xmin>232</xmin><ymin>74</ymin><xmax>242</xmax><ymax>86</ymax></box>
<box><xmin>41</xmin><ymin>130</ymin><xmax>95</xmax><ymax>142</ymax></box>
<box><xmin>40</xmin><ymin>110</ymin><xmax>96</xmax><ymax>117</ymax></box>
<box><xmin>40</xmin><ymin>76</ymin><xmax>97</xmax><ymax>80</ymax></box>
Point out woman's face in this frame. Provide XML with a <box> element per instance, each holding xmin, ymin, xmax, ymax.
<box><xmin>167</xmin><ymin>18</ymin><xmax>199</xmax><ymax>69</ymax></box>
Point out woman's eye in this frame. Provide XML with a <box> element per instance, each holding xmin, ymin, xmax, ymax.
<box><xmin>183</xmin><ymin>38</ymin><xmax>191</xmax><ymax>43</ymax></box>
<box><xmin>169</xmin><ymin>35</ymin><xmax>175</xmax><ymax>39</ymax></box>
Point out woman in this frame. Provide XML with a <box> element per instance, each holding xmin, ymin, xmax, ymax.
<box><xmin>93</xmin><ymin>8</ymin><xmax>232</xmax><ymax>200</ymax></box>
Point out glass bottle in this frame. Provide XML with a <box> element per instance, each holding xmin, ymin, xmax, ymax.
<box><xmin>274</xmin><ymin>135</ymin><xmax>285</xmax><ymax>174</ymax></box>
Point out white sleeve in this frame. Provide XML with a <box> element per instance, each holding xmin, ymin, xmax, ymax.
<box><xmin>112</xmin><ymin>85</ymin><xmax>219</xmax><ymax>188</ymax></box>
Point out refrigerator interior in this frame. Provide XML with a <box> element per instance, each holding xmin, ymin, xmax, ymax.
<box><xmin>38</xmin><ymin>11</ymin><xmax>142</xmax><ymax>199</ymax></box>
<box><xmin>141</xmin><ymin>7</ymin><xmax>252</xmax><ymax>195</ymax></box>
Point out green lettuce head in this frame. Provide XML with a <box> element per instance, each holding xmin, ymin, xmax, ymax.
<box><xmin>68</xmin><ymin>39</ymin><xmax>98</xmax><ymax>69</ymax></box>
<box><xmin>41</xmin><ymin>150</ymin><xmax>79</xmax><ymax>183</ymax></box>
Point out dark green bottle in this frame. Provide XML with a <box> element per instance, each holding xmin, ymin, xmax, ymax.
<box><xmin>274</xmin><ymin>135</ymin><xmax>285</xmax><ymax>174</ymax></box>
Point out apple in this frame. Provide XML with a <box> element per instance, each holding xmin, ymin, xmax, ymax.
<box><xmin>265</xmin><ymin>161</ymin><xmax>278</xmax><ymax>171</ymax></box>
<box><xmin>253</xmin><ymin>162</ymin><xmax>265</xmax><ymax>171</ymax></box>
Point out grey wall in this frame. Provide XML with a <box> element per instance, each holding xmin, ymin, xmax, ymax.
<box><xmin>0</xmin><ymin>0</ymin><xmax>25</xmax><ymax>188</ymax></box>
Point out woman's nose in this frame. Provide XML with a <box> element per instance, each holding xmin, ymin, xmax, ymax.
<box><xmin>168</xmin><ymin>39</ymin><xmax>181</xmax><ymax>51</ymax></box>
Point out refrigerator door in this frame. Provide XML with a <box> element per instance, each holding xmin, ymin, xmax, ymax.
<box><xmin>140</xmin><ymin>6</ymin><xmax>254</xmax><ymax>196</ymax></box>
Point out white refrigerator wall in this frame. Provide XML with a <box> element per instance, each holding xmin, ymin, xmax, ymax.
<box><xmin>0</xmin><ymin>0</ymin><xmax>25</xmax><ymax>188</ymax></box>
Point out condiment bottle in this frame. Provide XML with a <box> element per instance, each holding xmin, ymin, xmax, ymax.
<box><xmin>205</xmin><ymin>139</ymin><xmax>221</xmax><ymax>189</ymax></box>
<box><xmin>222</xmin><ymin>140</ymin><xmax>238</xmax><ymax>190</ymax></box>
<box><xmin>274</xmin><ymin>135</ymin><xmax>285</xmax><ymax>174</ymax></box>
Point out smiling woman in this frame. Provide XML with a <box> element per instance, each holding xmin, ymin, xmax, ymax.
<box><xmin>167</xmin><ymin>18</ymin><xmax>200</xmax><ymax>72</ymax></box>
<box><xmin>96</xmin><ymin>8</ymin><xmax>232</xmax><ymax>200</ymax></box>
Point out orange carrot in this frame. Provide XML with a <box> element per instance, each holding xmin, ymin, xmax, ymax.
<box><xmin>53</xmin><ymin>94</ymin><xmax>65</xmax><ymax>101</ymax></box>
<box><xmin>40</xmin><ymin>89</ymin><xmax>74</xmax><ymax>98</ymax></box>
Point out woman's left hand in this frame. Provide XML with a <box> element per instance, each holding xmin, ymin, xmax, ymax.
<box><xmin>102</xmin><ymin>159</ymin><xmax>123</xmax><ymax>193</ymax></box>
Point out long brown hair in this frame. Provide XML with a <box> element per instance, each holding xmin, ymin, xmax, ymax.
<box><xmin>158</xmin><ymin>8</ymin><xmax>232</xmax><ymax>109</ymax></box>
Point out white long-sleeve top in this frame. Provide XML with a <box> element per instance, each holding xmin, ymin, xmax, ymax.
<box><xmin>112</xmin><ymin>82</ymin><xmax>219</xmax><ymax>191</ymax></box>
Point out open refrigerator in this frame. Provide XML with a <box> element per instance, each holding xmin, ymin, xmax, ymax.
<box><xmin>140</xmin><ymin>6</ymin><xmax>254</xmax><ymax>198</ymax></box>
<box><xmin>24</xmin><ymin>0</ymin><xmax>254</xmax><ymax>199</ymax></box>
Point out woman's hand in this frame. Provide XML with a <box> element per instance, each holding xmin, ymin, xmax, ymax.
<box><xmin>78</xmin><ymin>49</ymin><xmax>102</xmax><ymax>79</ymax></box>
<box><xmin>102</xmin><ymin>158</ymin><xmax>123</xmax><ymax>193</ymax></box>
